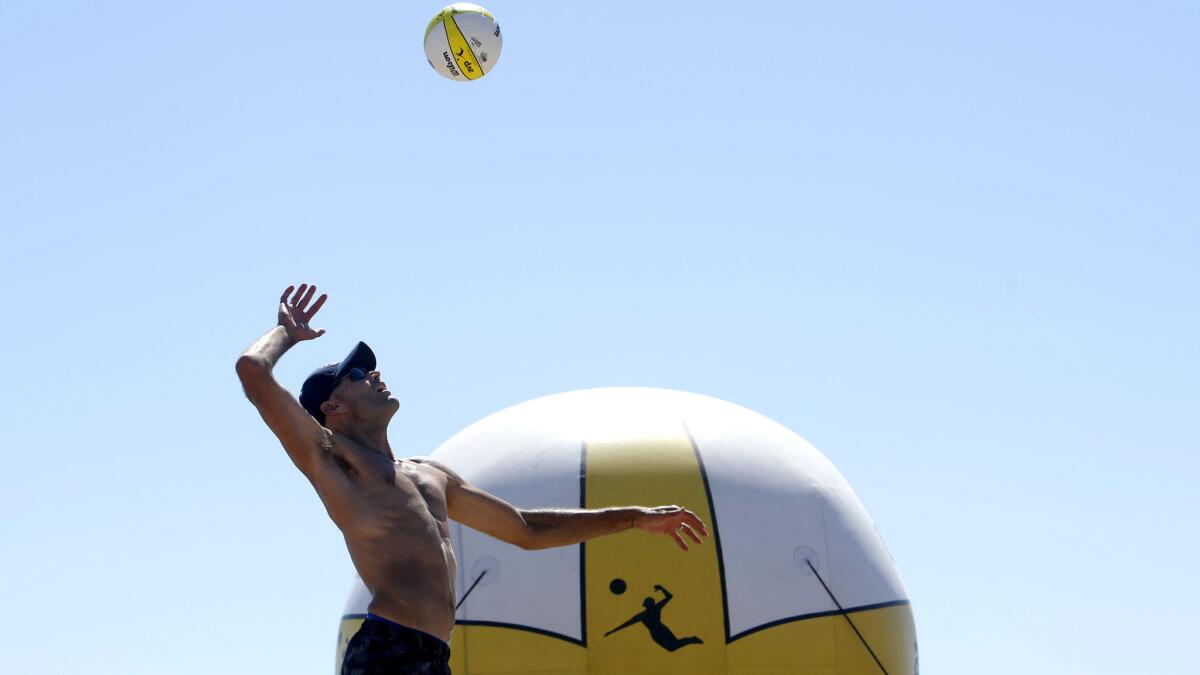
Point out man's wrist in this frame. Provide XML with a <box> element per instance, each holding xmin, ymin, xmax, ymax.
<box><xmin>271</xmin><ymin>324</ymin><xmax>302</xmax><ymax>348</ymax></box>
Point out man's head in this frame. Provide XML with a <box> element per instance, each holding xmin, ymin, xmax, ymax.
<box><xmin>299</xmin><ymin>342</ymin><xmax>398</xmax><ymax>429</ymax></box>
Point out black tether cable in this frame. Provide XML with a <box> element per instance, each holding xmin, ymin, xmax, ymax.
<box><xmin>806</xmin><ymin>560</ymin><xmax>890</xmax><ymax>675</ymax></box>
<box><xmin>455</xmin><ymin>569</ymin><xmax>488</xmax><ymax>610</ymax></box>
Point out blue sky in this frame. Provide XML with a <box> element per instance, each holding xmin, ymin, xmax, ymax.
<box><xmin>1</xmin><ymin>1</ymin><xmax>1196</xmax><ymax>673</ymax></box>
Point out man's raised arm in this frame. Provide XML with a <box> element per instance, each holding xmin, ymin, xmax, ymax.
<box><xmin>236</xmin><ymin>284</ymin><xmax>331</xmax><ymax>473</ymax></box>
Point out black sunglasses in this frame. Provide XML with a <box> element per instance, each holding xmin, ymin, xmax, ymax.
<box><xmin>338</xmin><ymin>367</ymin><xmax>370</xmax><ymax>386</ymax></box>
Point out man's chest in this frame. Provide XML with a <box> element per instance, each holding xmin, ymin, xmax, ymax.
<box><xmin>395</xmin><ymin>460</ymin><xmax>450</xmax><ymax>523</ymax></box>
<box><xmin>343</xmin><ymin>453</ymin><xmax>449</xmax><ymax>521</ymax></box>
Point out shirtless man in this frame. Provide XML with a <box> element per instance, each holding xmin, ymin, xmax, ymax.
<box><xmin>236</xmin><ymin>284</ymin><xmax>709</xmax><ymax>674</ymax></box>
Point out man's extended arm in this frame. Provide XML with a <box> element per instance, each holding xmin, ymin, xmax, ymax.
<box><xmin>519</xmin><ymin>507</ymin><xmax>657</xmax><ymax>549</ymax></box>
<box><xmin>422</xmin><ymin>459</ymin><xmax>709</xmax><ymax>551</ymax></box>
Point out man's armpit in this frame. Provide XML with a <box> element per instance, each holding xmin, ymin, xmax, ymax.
<box><xmin>318</xmin><ymin>435</ymin><xmax>362</xmax><ymax>478</ymax></box>
<box><xmin>318</xmin><ymin>430</ymin><xmax>336</xmax><ymax>458</ymax></box>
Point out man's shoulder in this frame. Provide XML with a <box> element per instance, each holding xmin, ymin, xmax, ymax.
<box><xmin>406</xmin><ymin>456</ymin><xmax>448</xmax><ymax>472</ymax></box>
<box><xmin>405</xmin><ymin>457</ymin><xmax>465</xmax><ymax>484</ymax></box>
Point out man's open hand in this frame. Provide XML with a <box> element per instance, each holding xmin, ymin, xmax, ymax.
<box><xmin>635</xmin><ymin>506</ymin><xmax>709</xmax><ymax>551</ymax></box>
<box><xmin>278</xmin><ymin>284</ymin><xmax>328</xmax><ymax>342</ymax></box>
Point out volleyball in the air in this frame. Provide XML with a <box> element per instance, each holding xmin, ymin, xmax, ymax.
<box><xmin>424</xmin><ymin>3</ymin><xmax>502</xmax><ymax>82</ymax></box>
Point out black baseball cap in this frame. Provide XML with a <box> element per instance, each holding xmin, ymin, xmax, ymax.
<box><xmin>299</xmin><ymin>341</ymin><xmax>377</xmax><ymax>425</ymax></box>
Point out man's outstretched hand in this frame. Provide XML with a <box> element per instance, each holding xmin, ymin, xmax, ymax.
<box><xmin>278</xmin><ymin>284</ymin><xmax>328</xmax><ymax>342</ymax></box>
<box><xmin>635</xmin><ymin>506</ymin><xmax>709</xmax><ymax>551</ymax></box>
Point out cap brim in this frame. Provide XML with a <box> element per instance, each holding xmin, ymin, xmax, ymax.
<box><xmin>333</xmin><ymin>341</ymin><xmax>377</xmax><ymax>380</ymax></box>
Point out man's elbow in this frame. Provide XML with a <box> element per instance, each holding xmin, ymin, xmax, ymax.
<box><xmin>514</xmin><ymin>523</ymin><xmax>547</xmax><ymax>550</ymax></box>
<box><xmin>236</xmin><ymin>355</ymin><xmax>268</xmax><ymax>381</ymax></box>
<box><xmin>235</xmin><ymin>356</ymin><xmax>271</xmax><ymax>399</ymax></box>
<box><xmin>517</xmin><ymin>535</ymin><xmax>548</xmax><ymax>551</ymax></box>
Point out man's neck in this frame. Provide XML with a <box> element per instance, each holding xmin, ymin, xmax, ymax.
<box><xmin>336</xmin><ymin>421</ymin><xmax>394</xmax><ymax>460</ymax></box>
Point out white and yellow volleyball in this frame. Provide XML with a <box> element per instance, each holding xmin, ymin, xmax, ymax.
<box><xmin>424</xmin><ymin>3</ymin><xmax>502</xmax><ymax>81</ymax></box>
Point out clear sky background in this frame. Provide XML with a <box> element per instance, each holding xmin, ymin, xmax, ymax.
<box><xmin>2</xmin><ymin>1</ymin><xmax>1197</xmax><ymax>673</ymax></box>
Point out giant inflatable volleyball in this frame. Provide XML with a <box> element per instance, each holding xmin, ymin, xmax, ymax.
<box><xmin>337</xmin><ymin>388</ymin><xmax>918</xmax><ymax>673</ymax></box>
<box><xmin>424</xmin><ymin>3</ymin><xmax>502</xmax><ymax>81</ymax></box>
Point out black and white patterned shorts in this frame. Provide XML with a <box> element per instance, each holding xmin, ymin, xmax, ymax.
<box><xmin>341</xmin><ymin>614</ymin><xmax>451</xmax><ymax>675</ymax></box>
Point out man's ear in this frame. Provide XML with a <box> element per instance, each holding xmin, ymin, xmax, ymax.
<box><xmin>320</xmin><ymin>400</ymin><xmax>345</xmax><ymax>418</ymax></box>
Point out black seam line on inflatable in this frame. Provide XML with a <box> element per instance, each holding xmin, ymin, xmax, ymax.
<box><xmin>453</xmin><ymin>620</ymin><xmax>586</xmax><ymax>646</ymax></box>
<box><xmin>455</xmin><ymin>569</ymin><xmax>487</xmax><ymax>610</ymax></box>
<box><xmin>681</xmin><ymin>419</ymin><xmax>732</xmax><ymax>644</ymax></box>
<box><xmin>578</xmin><ymin>439</ymin><xmax>588</xmax><ymax>646</ymax></box>
<box><xmin>450</xmin><ymin>14</ymin><xmax>485</xmax><ymax>79</ymax></box>
<box><xmin>807</xmin><ymin>560</ymin><xmax>892</xmax><ymax>675</ymax></box>
<box><xmin>726</xmin><ymin>599</ymin><xmax>913</xmax><ymax>642</ymax></box>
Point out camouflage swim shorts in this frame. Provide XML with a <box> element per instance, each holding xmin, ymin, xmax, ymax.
<box><xmin>341</xmin><ymin>614</ymin><xmax>451</xmax><ymax>675</ymax></box>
